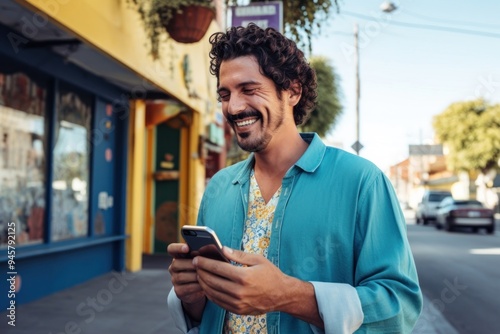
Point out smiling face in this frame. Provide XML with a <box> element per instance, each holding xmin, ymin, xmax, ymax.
<box><xmin>218</xmin><ymin>56</ymin><xmax>296</xmax><ymax>153</ymax></box>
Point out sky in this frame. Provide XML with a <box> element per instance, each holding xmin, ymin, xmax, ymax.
<box><xmin>308</xmin><ymin>0</ymin><xmax>500</xmax><ymax>171</ymax></box>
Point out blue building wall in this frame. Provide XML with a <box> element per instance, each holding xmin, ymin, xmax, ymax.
<box><xmin>0</xmin><ymin>23</ymin><xmax>129</xmax><ymax>309</ymax></box>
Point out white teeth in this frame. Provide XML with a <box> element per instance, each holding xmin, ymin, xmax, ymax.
<box><xmin>236</xmin><ymin>119</ymin><xmax>258</xmax><ymax>127</ymax></box>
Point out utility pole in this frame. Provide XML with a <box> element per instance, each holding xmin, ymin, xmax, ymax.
<box><xmin>355</xmin><ymin>23</ymin><xmax>360</xmax><ymax>155</ymax></box>
<box><xmin>351</xmin><ymin>2</ymin><xmax>397</xmax><ymax>156</ymax></box>
<box><xmin>351</xmin><ymin>23</ymin><xmax>363</xmax><ymax>155</ymax></box>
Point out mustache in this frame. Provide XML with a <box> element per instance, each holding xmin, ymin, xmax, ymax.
<box><xmin>226</xmin><ymin>110</ymin><xmax>261</xmax><ymax>123</ymax></box>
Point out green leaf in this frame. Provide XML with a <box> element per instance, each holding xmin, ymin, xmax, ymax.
<box><xmin>433</xmin><ymin>99</ymin><xmax>500</xmax><ymax>173</ymax></box>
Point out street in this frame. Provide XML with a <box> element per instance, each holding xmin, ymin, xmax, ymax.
<box><xmin>406</xmin><ymin>214</ymin><xmax>500</xmax><ymax>333</ymax></box>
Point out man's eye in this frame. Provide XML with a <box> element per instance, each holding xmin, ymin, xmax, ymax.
<box><xmin>218</xmin><ymin>94</ymin><xmax>229</xmax><ymax>102</ymax></box>
<box><xmin>243</xmin><ymin>89</ymin><xmax>256</xmax><ymax>95</ymax></box>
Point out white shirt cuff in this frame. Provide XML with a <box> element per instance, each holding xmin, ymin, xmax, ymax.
<box><xmin>167</xmin><ymin>287</ymin><xmax>200</xmax><ymax>334</ymax></box>
<box><xmin>309</xmin><ymin>282</ymin><xmax>364</xmax><ymax>334</ymax></box>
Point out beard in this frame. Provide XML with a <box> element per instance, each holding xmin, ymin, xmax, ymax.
<box><xmin>229</xmin><ymin>106</ymin><xmax>285</xmax><ymax>153</ymax></box>
<box><xmin>236</xmin><ymin>131</ymin><xmax>271</xmax><ymax>152</ymax></box>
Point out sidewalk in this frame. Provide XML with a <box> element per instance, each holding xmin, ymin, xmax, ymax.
<box><xmin>0</xmin><ymin>254</ymin><xmax>456</xmax><ymax>334</ymax></box>
<box><xmin>0</xmin><ymin>254</ymin><xmax>181</xmax><ymax>334</ymax></box>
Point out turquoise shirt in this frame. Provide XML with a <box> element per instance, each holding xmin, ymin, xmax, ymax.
<box><xmin>170</xmin><ymin>133</ymin><xmax>422</xmax><ymax>333</ymax></box>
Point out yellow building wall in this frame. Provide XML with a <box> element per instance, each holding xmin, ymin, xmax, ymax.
<box><xmin>23</xmin><ymin>0</ymin><xmax>219</xmax><ymax>115</ymax></box>
<box><xmin>126</xmin><ymin>100</ymin><xmax>146</xmax><ymax>271</ymax></box>
<box><xmin>188</xmin><ymin>112</ymin><xmax>207</xmax><ymax>226</ymax></box>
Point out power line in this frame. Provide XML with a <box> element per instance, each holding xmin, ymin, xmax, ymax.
<box><xmin>402</xmin><ymin>9</ymin><xmax>500</xmax><ymax>31</ymax></box>
<box><xmin>341</xmin><ymin>10</ymin><xmax>500</xmax><ymax>40</ymax></box>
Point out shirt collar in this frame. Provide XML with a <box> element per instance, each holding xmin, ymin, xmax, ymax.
<box><xmin>293</xmin><ymin>132</ymin><xmax>326</xmax><ymax>173</ymax></box>
<box><xmin>232</xmin><ymin>132</ymin><xmax>326</xmax><ymax>184</ymax></box>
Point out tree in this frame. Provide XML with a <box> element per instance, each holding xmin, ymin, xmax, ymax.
<box><xmin>433</xmin><ymin>99</ymin><xmax>500</xmax><ymax>174</ymax></box>
<box><xmin>301</xmin><ymin>56</ymin><xmax>342</xmax><ymax>137</ymax></box>
<box><xmin>246</xmin><ymin>0</ymin><xmax>340</xmax><ymax>54</ymax></box>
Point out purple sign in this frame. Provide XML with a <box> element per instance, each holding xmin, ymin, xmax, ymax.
<box><xmin>230</xmin><ymin>1</ymin><xmax>283</xmax><ymax>33</ymax></box>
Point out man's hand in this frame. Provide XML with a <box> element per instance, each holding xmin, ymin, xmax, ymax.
<box><xmin>193</xmin><ymin>246</ymin><xmax>293</xmax><ymax>315</ymax></box>
<box><xmin>167</xmin><ymin>243</ymin><xmax>206</xmax><ymax>321</ymax></box>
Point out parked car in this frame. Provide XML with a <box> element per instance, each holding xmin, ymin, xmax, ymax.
<box><xmin>435</xmin><ymin>197</ymin><xmax>495</xmax><ymax>234</ymax></box>
<box><xmin>416</xmin><ymin>190</ymin><xmax>452</xmax><ymax>225</ymax></box>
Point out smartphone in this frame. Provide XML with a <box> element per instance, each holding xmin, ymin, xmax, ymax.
<box><xmin>181</xmin><ymin>225</ymin><xmax>229</xmax><ymax>262</ymax></box>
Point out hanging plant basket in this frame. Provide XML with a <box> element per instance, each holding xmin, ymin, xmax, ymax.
<box><xmin>162</xmin><ymin>5</ymin><xmax>215</xmax><ymax>44</ymax></box>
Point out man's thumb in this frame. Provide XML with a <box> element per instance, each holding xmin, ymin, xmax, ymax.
<box><xmin>222</xmin><ymin>246</ymin><xmax>259</xmax><ymax>266</ymax></box>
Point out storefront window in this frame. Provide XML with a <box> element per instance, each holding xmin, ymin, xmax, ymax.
<box><xmin>0</xmin><ymin>71</ymin><xmax>47</xmax><ymax>247</ymax></box>
<box><xmin>51</xmin><ymin>85</ymin><xmax>92</xmax><ymax>241</ymax></box>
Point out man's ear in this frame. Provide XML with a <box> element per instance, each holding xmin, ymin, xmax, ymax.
<box><xmin>288</xmin><ymin>80</ymin><xmax>302</xmax><ymax>107</ymax></box>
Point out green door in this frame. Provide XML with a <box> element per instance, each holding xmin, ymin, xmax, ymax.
<box><xmin>153</xmin><ymin>123</ymin><xmax>180</xmax><ymax>253</ymax></box>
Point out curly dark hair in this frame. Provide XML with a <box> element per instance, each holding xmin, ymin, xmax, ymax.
<box><xmin>209</xmin><ymin>24</ymin><xmax>317</xmax><ymax>126</ymax></box>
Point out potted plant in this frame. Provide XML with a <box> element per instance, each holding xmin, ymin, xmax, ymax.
<box><xmin>129</xmin><ymin>0</ymin><xmax>216</xmax><ymax>58</ymax></box>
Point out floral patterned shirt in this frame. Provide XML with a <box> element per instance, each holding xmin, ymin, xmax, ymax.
<box><xmin>223</xmin><ymin>171</ymin><xmax>282</xmax><ymax>334</ymax></box>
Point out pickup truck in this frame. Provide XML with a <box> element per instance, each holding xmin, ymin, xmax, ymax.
<box><xmin>416</xmin><ymin>190</ymin><xmax>452</xmax><ymax>225</ymax></box>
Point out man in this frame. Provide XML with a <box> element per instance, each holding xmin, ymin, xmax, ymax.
<box><xmin>168</xmin><ymin>24</ymin><xmax>422</xmax><ymax>333</ymax></box>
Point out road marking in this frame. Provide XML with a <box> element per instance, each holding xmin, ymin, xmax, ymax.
<box><xmin>469</xmin><ymin>248</ymin><xmax>500</xmax><ymax>255</ymax></box>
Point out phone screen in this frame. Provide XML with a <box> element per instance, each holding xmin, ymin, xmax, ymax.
<box><xmin>181</xmin><ymin>226</ymin><xmax>229</xmax><ymax>262</ymax></box>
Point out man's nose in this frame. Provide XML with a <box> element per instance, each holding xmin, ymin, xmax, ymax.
<box><xmin>227</xmin><ymin>94</ymin><xmax>246</xmax><ymax>115</ymax></box>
